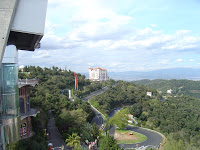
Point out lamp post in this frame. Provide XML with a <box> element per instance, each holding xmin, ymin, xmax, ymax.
<box><xmin>43</xmin><ymin>128</ymin><xmax>47</xmax><ymax>137</ymax></box>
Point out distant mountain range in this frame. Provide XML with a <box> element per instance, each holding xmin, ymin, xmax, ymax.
<box><xmin>81</xmin><ymin>68</ymin><xmax>200</xmax><ymax>81</ymax></box>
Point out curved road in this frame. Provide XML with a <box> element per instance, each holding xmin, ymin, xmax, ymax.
<box><xmin>82</xmin><ymin>86</ymin><xmax>108</xmax><ymax>128</ymax></box>
<box><xmin>117</xmin><ymin>126</ymin><xmax>162</xmax><ymax>149</ymax></box>
<box><xmin>84</xmin><ymin>84</ymin><xmax>163</xmax><ymax>149</ymax></box>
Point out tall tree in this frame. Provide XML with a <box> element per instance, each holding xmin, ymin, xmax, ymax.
<box><xmin>99</xmin><ymin>134</ymin><xmax>119</xmax><ymax>150</ymax></box>
<box><xmin>65</xmin><ymin>133</ymin><xmax>81</xmax><ymax>150</ymax></box>
<box><xmin>108</xmin><ymin>110</ymin><xmax>128</xmax><ymax>129</ymax></box>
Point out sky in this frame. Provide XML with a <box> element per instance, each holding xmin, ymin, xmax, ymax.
<box><xmin>18</xmin><ymin>0</ymin><xmax>200</xmax><ymax>73</ymax></box>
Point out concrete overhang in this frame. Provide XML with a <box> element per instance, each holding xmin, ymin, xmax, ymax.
<box><xmin>7</xmin><ymin>31</ymin><xmax>42</xmax><ymax>51</ymax></box>
<box><xmin>7</xmin><ymin>0</ymin><xmax>48</xmax><ymax>51</ymax></box>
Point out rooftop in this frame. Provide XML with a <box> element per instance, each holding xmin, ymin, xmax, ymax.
<box><xmin>89</xmin><ymin>67</ymin><xmax>107</xmax><ymax>70</ymax></box>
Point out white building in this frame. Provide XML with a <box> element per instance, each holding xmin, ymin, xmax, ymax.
<box><xmin>89</xmin><ymin>67</ymin><xmax>108</xmax><ymax>81</ymax></box>
<box><xmin>167</xmin><ymin>89</ymin><xmax>173</xmax><ymax>94</ymax></box>
<box><xmin>146</xmin><ymin>92</ymin><xmax>152</xmax><ymax>97</ymax></box>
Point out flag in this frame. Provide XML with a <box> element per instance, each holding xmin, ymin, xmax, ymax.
<box><xmin>74</xmin><ymin>72</ymin><xmax>78</xmax><ymax>90</ymax></box>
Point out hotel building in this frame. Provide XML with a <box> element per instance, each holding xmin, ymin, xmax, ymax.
<box><xmin>88</xmin><ymin>67</ymin><xmax>108</xmax><ymax>81</ymax></box>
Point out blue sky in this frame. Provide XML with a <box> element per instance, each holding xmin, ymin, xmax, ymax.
<box><xmin>19</xmin><ymin>0</ymin><xmax>200</xmax><ymax>72</ymax></box>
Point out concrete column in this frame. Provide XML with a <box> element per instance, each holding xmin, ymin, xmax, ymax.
<box><xmin>0</xmin><ymin>0</ymin><xmax>19</xmax><ymax>68</ymax></box>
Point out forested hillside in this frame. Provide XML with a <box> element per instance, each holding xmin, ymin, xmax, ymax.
<box><xmin>90</xmin><ymin>81</ymin><xmax>159</xmax><ymax>116</ymax></box>
<box><xmin>133</xmin><ymin>79</ymin><xmax>200</xmax><ymax>98</ymax></box>
<box><xmin>90</xmin><ymin>81</ymin><xmax>200</xmax><ymax>150</ymax></box>
<box><xmin>19</xmin><ymin>66</ymin><xmax>107</xmax><ymax>109</ymax></box>
<box><xmin>12</xmin><ymin>66</ymin><xmax>108</xmax><ymax>149</ymax></box>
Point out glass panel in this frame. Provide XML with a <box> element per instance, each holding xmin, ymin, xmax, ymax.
<box><xmin>3</xmin><ymin>117</ymin><xmax>20</xmax><ymax>143</ymax></box>
<box><xmin>2</xmin><ymin>94</ymin><xmax>18</xmax><ymax>118</ymax></box>
<box><xmin>0</xmin><ymin>63</ymin><xmax>20</xmax><ymax>144</ymax></box>
<box><xmin>1</xmin><ymin>64</ymin><xmax>19</xmax><ymax>119</ymax></box>
<box><xmin>2</xmin><ymin>64</ymin><xmax>17</xmax><ymax>94</ymax></box>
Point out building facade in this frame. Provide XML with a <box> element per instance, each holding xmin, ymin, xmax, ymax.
<box><xmin>18</xmin><ymin>78</ymin><xmax>39</xmax><ymax>140</ymax></box>
<box><xmin>88</xmin><ymin>67</ymin><xmax>108</xmax><ymax>81</ymax></box>
<box><xmin>146</xmin><ymin>92</ymin><xmax>152</xmax><ymax>97</ymax></box>
<box><xmin>0</xmin><ymin>0</ymin><xmax>48</xmax><ymax>149</ymax></box>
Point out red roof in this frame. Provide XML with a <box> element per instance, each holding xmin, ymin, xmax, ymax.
<box><xmin>89</xmin><ymin>67</ymin><xmax>107</xmax><ymax>70</ymax></box>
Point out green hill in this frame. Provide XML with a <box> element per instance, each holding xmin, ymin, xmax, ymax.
<box><xmin>133</xmin><ymin>79</ymin><xmax>200</xmax><ymax>98</ymax></box>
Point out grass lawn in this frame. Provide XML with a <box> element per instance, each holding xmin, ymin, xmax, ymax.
<box><xmin>115</xmin><ymin>129</ymin><xmax>147</xmax><ymax>144</ymax></box>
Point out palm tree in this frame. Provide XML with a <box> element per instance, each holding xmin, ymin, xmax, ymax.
<box><xmin>65</xmin><ymin>133</ymin><xmax>81</xmax><ymax>150</ymax></box>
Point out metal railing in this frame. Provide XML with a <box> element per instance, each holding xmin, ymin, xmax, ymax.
<box><xmin>18</xmin><ymin>78</ymin><xmax>38</xmax><ymax>87</ymax></box>
<box><xmin>21</xmin><ymin>108</ymin><xmax>40</xmax><ymax>120</ymax></box>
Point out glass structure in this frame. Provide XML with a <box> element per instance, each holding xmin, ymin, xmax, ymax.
<box><xmin>0</xmin><ymin>46</ymin><xmax>20</xmax><ymax>149</ymax></box>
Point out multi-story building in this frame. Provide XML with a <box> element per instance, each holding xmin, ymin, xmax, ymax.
<box><xmin>88</xmin><ymin>67</ymin><xmax>108</xmax><ymax>81</ymax></box>
<box><xmin>0</xmin><ymin>0</ymin><xmax>48</xmax><ymax>149</ymax></box>
<box><xmin>18</xmin><ymin>78</ymin><xmax>39</xmax><ymax>140</ymax></box>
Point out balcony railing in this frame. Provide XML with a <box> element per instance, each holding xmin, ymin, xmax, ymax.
<box><xmin>18</xmin><ymin>79</ymin><xmax>38</xmax><ymax>88</ymax></box>
<box><xmin>21</xmin><ymin>108</ymin><xmax>40</xmax><ymax>120</ymax></box>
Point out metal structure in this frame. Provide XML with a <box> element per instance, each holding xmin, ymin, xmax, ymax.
<box><xmin>0</xmin><ymin>46</ymin><xmax>20</xmax><ymax>147</ymax></box>
<box><xmin>61</xmin><ymin>89</ymin><xmax>72</xmax><ymax>99</ymax></box>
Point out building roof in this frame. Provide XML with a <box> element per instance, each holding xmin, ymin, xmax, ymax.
<box><xmin>89</xmin><ymin>67</ymin><xmax>107</xmax><ymax>71</ymax></box>
<box><xmin>96</xmin><ymin>67</ymin><xmax>107</xmax><ymax>70</ymax></box>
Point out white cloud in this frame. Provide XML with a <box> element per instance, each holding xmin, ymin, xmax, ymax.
<box><xmin>176</xmin><ymin>59</ymin><xmax>183</xmax><ymax>62</ymax></box>
<box><xmin>18</xmin><ymin>0</ymin><xmax>200</xmax><ymax>72</ymax></box>
<box><xmin>151</xmin><ymin>24</ymin><xmax>157</xmax><ymax>28</ymax></box>
<box><xmin>159</xmin><ymin>60</ymin><xmax>169</xmax><ymax>64</ymax></box>
<box><xmin>32</xmin><ymin>50</ymin><xmax>50</xmax><ymax>59</ymax></box>
<box><xmin>189</xmin><ymin>59</ymin><xmax>195</xmax><ymax>62</ymax></box>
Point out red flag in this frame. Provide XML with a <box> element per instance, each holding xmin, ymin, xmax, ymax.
<box><xmin>74</xmin><ymin>72</ymin><xmax>78</xmax><ymax>90</ymax></box>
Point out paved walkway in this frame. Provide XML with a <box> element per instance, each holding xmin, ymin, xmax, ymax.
<box><xmin>47</xmin><ymin>110</ymin><xmax>71</xmax><ymax>150</ymax></box>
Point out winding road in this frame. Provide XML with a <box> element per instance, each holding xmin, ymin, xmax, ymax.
<box><xmin>84</xmin><ymin>84</ymin><xmax>164</xmax><ymax>149</ymax></box>
<box><xmin>82</xmin><ymin>86</ymin><xmax>108</xmax><ymax>128</ymax></box>
<box><xmin>117</xmin><ymin>126</ymin><xmax>162</xmax><ymax>149</ymax></box>
<box><xmin>47</xmin><ymin>83</ymin><xmax>163</xmax><ymax>150</ymax></box>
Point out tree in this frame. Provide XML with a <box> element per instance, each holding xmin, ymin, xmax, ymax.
<box><xmin>70</xmin><ymin>109</ymin><xmax>88</xmax><ymax>129</ymax></box>
<box><xmin>99</xmin><ymin>134</ymin><xmax>119</xmax><ymax>150</ymax></box>
<box><xmin>65</xmin><ymin>133</ymin><xmax>81</xmax><ymax>150</ymax></box>
<box><xmin>92</xmin><ymin>123</ymin><xmax>99</xmax><ymax>139</ymax></box>
<box><xmin>81</xmin><ymin>122</ymin><xmax>93</xmax><ymax>141</ymax></box>
<box><xmin>129</xmin><ymin>103</ymin><xmax>142</xmax><ymax>118</ymax></box>
<box><xmin>108</xmin><ymin>110</ymin><xmax>128</xmax><ymax>129</ymax></box>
